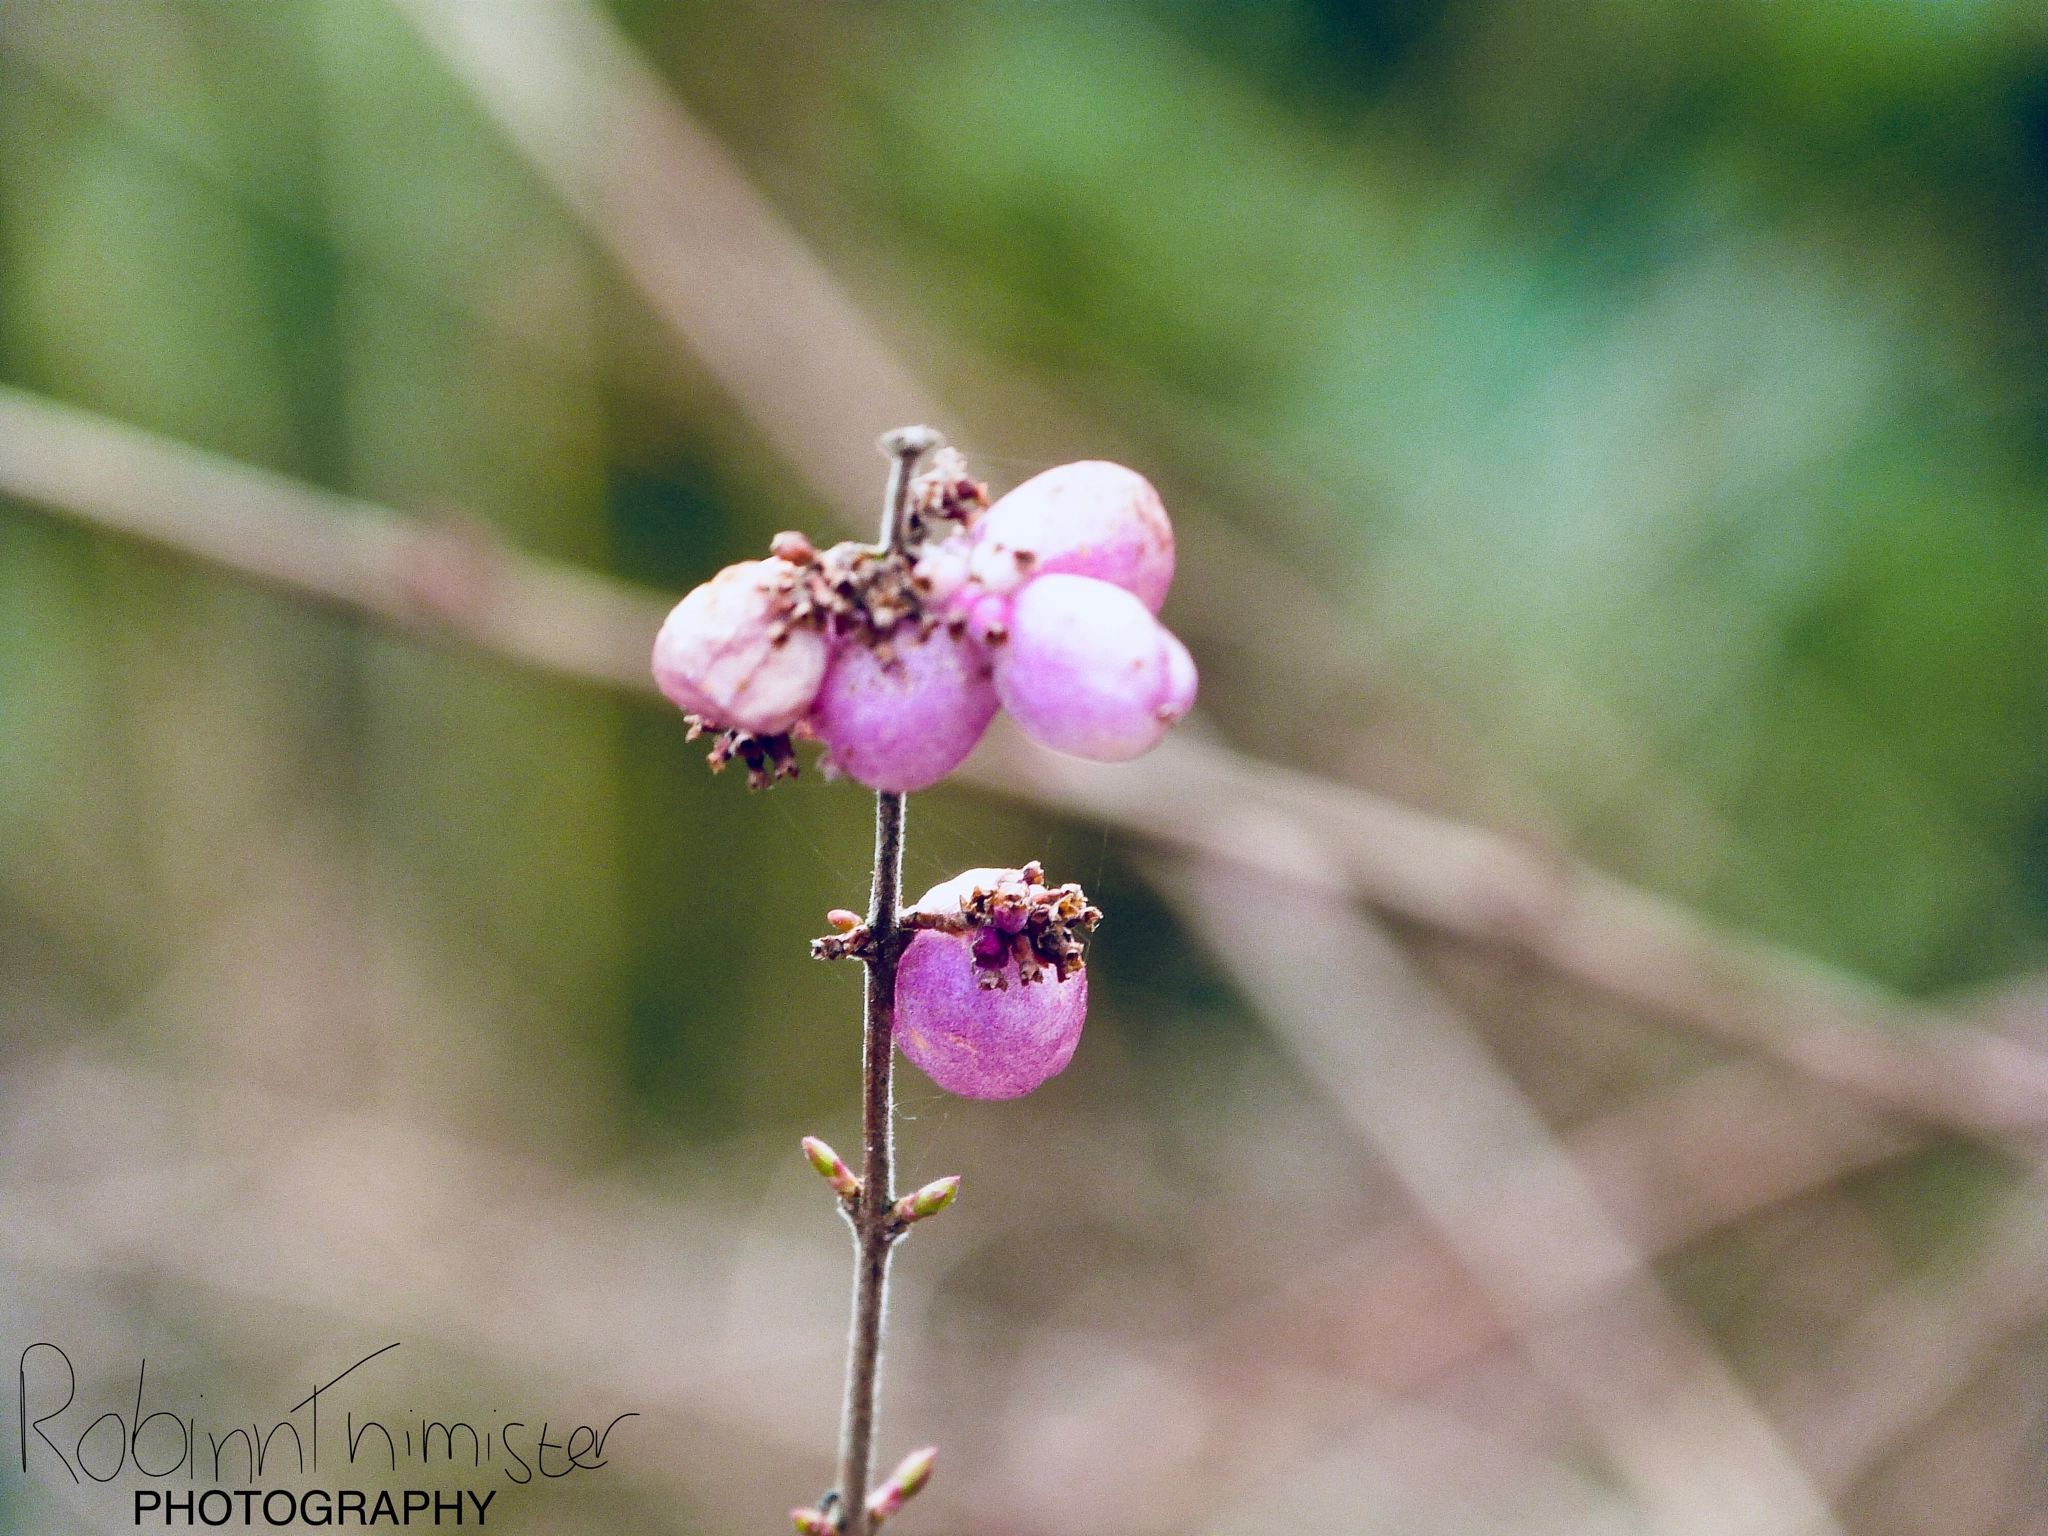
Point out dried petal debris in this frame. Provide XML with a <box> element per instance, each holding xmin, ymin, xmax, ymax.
<box><xmin>688</xmin><ymin>715</ymin><xmax>799</xmax><ymax>788</ymax></box>
<box><xmin>909</xmin><ymin>862</ymin><xmax>1102</xmax><ymax>988</ymax></box>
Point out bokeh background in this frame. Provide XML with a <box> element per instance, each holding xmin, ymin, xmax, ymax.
<box><xmin>5</xmin><ymin>2</ymin><xmax>2048</xmax><ymax>1533</ymax></box>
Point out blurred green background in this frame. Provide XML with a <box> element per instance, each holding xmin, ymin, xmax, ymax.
<box><xmin>4</xmin><ymin>3</ymin><xmax>2048</xmax><ymax>1533</ymax></box>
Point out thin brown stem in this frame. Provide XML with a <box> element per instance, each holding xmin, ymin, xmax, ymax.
<box><xmin>836</xmin><ymin>790</ymin><xmax>902</xmax><ymax>1534</ymax></box>
<box><xmin>832</xmin><ymin>427</ymin><xmax>939</xmax><ymax>1534</ymax></box>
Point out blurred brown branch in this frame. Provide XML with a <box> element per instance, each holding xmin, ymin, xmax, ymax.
<box><xmin>388</xmin><ymin>0</ymin><xmax>937</xmax><ymax>523</ymax></box>
<box><xmin>971</xmin><ymin>723</ymin><xmax>2048</xmax><ymax>1144</ymax></box>
<box><xmin>1770</xmin><ymin>1173</ymin><xmax>2048</xmax><ymax>1499</ymax></box>
<box><xmin>0</xmin><ymin>1049</ymin><xmax>836</xmax><ymax>1530</ymax></box>
<box><xmin>7</xmin><ymin>380</ymin><xmax>2046</xmax><ymax>1154</ymax></box>
<box><xmin>1164</xmin><ymin>858</ymin><xmax>1843</xmax><ymax>1536</ymax></box>
<box><xmin>1198</xmin><ymin>1084</ymin><xmax>2044</xmax><ymax>1532</ymax></box>
<box><xmin>1212</xmin><ymin>1058</ymin><xmax>1918</xmax><ymax>1423</ymax></box>
<box><xmin>0</xmin><ymin>386</ymin><xmax>669</xmax><ymax>691</ymax></box>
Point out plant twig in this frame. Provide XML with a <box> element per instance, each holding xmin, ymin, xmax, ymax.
<box><xmin>1768</xmin><ymin>1168</ymin><xmax>2048</xmax><ymax>1498</ymax></box>
<box><xmin>831</xmin><ymin>426</ymin><xmax>939</xmax><ymax>1534</ymax></box>
<box><xmin>1161</xmin><ymin>854</ymin><xmax>1846</xmax><ymax>1536</ymax></box>
<box><xmin>835</xmin><ymin>784</ymin><xmax>900</xmax><ymax>1535</ymax></box>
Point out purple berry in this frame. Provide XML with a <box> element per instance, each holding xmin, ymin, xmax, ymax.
<box><xmin>651</xmin><ymin>558</ymin><xmax>826</xmax><ymax>736</ymax></box>
<box><xmin>963</xmin><ymin>591</ymin><xmax>1012</xmax><ymax>647</ymax></box>
<box><xmin>992</xmin><ymin>574</ymin><xmax>1198</xmax><ymax>762</ymax></box>
<box><xmin>969</xmin><ymin>460</ymin><xmax>1175</xmax><ymax>613</ymax></box>
<box><xmin>895</xmin><ymin>929</ymin><xmax>1088</xmax><ymax>1100</ymax></box>
<box><xmin>910</xmin><ymin>533</ymin><xmax>974</xmax><ymax>607</ymax></box>
<box><xmin>809</xmin><ymin>622</ymin><xmax>1000</xmax><ymax>792</ymax></box>
<box><xmin>1158</xmin><ymin>625</ymin><xmax>1199</xmax><ymax>723</ymax></box>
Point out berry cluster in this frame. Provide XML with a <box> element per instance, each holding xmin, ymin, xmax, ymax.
<box><xmin>651</xmin><ymin>452</ymin><xmax>1197</xmax><ymax>791</ymax></box>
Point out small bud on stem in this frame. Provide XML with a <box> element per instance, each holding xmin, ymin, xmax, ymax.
<box><xmin>890</xmin><ymin>1176</ymin><xmax>959</xmax><ymax>1228</ymax></box>
<box><xmin>866</xmin><ymin>1447</ymin><xmax>937</xmax><ymax>1524</ymax></box>
<box><xmin>803</xmin><ymin>1136</ymin><xmax>862</xmax><ymax>1200</ymax></box>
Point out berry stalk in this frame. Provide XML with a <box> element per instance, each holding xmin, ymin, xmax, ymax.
<box><xmin>834</xmin><ymin>426</ymin><xmax>941</xmax><ymax>1534</ymax></box>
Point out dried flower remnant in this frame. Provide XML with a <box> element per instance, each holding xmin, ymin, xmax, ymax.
<box><xmin>687</xmin><ymin>717</ymin><xmax>800</xmax><ymax>789</ymax></box>
<box><xmin>774</xmin><ymin>536</ymin><xmax>933</xmax><ymax>655</ymax></box>
<box><xmin>903</xmin><ymin>446</ymin><xmax>989</xmax><ymax>544</ymax></box>
<box><xmin>908</xmin><ymin>862</ymin><xmax>1101</xmax><ymax>984</ymax></box>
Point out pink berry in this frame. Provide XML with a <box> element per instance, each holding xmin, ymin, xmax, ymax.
<box><xmin>964</xmin><ymin>591</ymin><xmax>1012</xmax><ymax>646</ymax></box>
<box><xmin>911</xmin><ymin>533</ymin><xmax>974</xmax><ymax>608</ymax></box>
<box><xmin>1158</xmin><ymin>625</ymin><xmax>1199</xmax><ymax>723</ymax></box>
<box><xmin>969</xmin><ymin>460</ymin><xmax>1175</xmax><ymax>613</ymax></box>
<box><xmin>895</xmin><ymin>932</ymin><xmax>1087</xmax><ymax>1098</ymax></box>
<box><xmin>651</xmin><ymin>558</ymin><xmax>826</xmax><ymax>736</ymax></box>
<box><xmin>895</xmin><ymin>928</ymin><xmax>1088</xmax><ymax>1102</ymax></box>
<box><xmin>992</xmin><ymin>574</ymin><xmax>1198</xmax><ymax>762</ymax></box>
<box><xmin>809</xmin><ymin>623</ymin><xmax>999</xmax><ymax>792</ymax></box>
